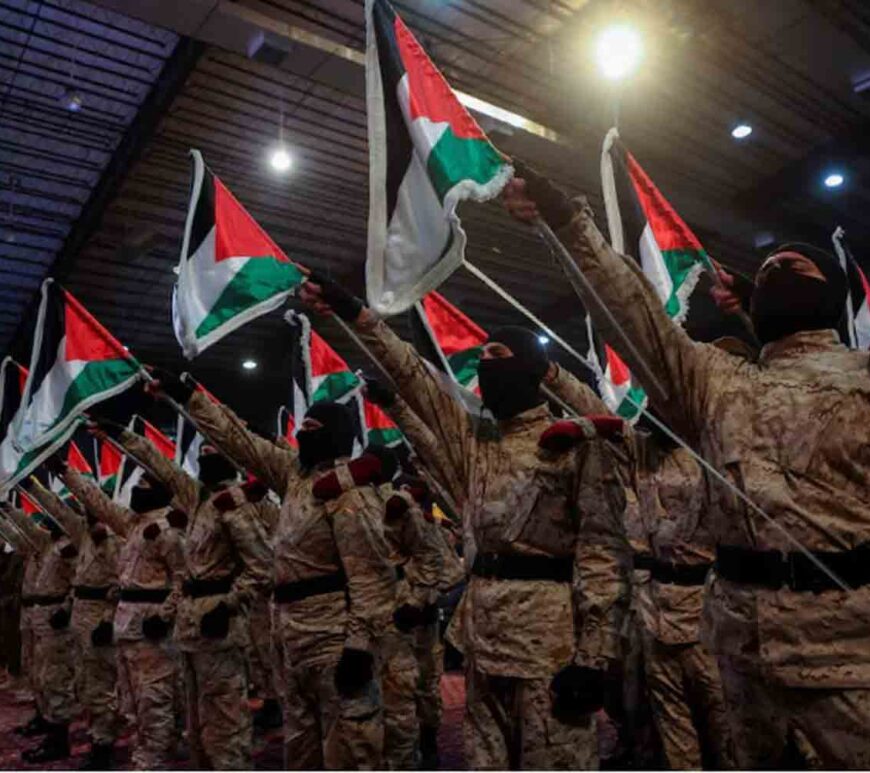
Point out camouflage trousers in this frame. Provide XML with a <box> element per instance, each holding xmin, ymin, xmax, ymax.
<box><xmin>719</xmin><ymin>656</ymin><xmax>870</xmax><ymax>769</ymax></box>
<box><xmin>118</xmin><ymin>640</ymin><xmax>180</xmax><ymax>770</ymax></box>
<box><xmin>246</xmin><ymin>597</ymin><xmax>276</xmax><ymax>700</ymax></box>
<box><xmin>382</xmin><ymin>635</ymin><xmax>420</xmax><ymax>769</ymax></box>
<box><xmin>33</xmin><ymin>624</ymin><xmax>76</xmax><ymax>724</ymax></box>
<box><xmin>413</xmin><ymin>620</ymin><xmax>443</xmax><ymax>731</ymax></box>
<box><xmin>75</xmin><ymin>640</ymin><xmax>120</xmax><ymax>744</ymax></box>
<box><xmin>642</xmin><ymin>632</ymin><xmax>733</xmax><ymax>769</ymax></box>
<box><xmin>464</xmin><ymin>666</ymin><xmax>597</xmax><ymax>770</ymax></box>
<box><xmin>19</xmin><ymin>621</ymin><xmax>35</xmax><ymax>689</ymax></box>
<box><xmin>183</xmin><ymin>647</ymin><xmax>252</xmax><ymax>770</ymax></box>
<box><xmin>280</xmin><ymin>657</ymin><xmax>384</xmax><ymax>770</ymax></box>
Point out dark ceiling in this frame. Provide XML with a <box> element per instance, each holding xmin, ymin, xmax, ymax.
<box><xmin>2</xmin><ymin>0</ymin><xmax>870</xmax><ymax>430</ymax></box>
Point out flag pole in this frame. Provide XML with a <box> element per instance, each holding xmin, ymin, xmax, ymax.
<box><xmin>832</xmin><ymin>226</ymin><xmax>858</xmax><ymax>349</ymax></box>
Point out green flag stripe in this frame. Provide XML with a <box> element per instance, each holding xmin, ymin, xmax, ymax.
<box><xmin>196</xmin><ymin>258</ymin><xmax>305</xmax><ymax>338</ymax></box>
<box><xmin>660</xmin><ymin>247</ymin><xmax>707</xmax><ymax>318</ymax></box>
<box><xmin>447</xmin><ymin>346</ymin><xmax>481</xmax><ymax>387</ymax></box>
<box><xmin>427</xmin><ymin>127</ymin><xmax>506</xmax><ymax>204</ymax></box>
<box><xmin>312</xmin><ymin>371</ymin><xmax>359</xmax><ymax>403</ymax></box>
<box><xmin>616</xmin><ymin>384</ymin><xmax>647</xmax><ymax>420</ymax></box>
<box><xmin>367</xmin><ymin>427</ymin><xmax>403</xmax><ymax>446</ymax></box>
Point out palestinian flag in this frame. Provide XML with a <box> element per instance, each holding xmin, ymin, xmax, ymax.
<box><xmin>115</xmin><ymin>417</ymin><xmax>176</xmax><ymax>505</ymax></box>
<box><xmin>49</xmin><ymin>439</ymin><xmax>94</xmax><ymax>501</ymax></box>
<box><xmin>174</xmin><ymin>378</ymin><xmax>219</xmax><ymax>477</ymax></box>
<box><xmin>832</xmin><ymin>228</ymin><xmax>870</xmax><ymax>351</ymax></box>
<box><xmin>17</xmin><ymin>488</ymin><xmax>41</xmax><ymax>516</ymax></box>
<box><xmin>601</xmin><ymin>128</ymin><xmax>712</xmax><ymax>323</ymax></box>
<box><xmin>365</xmin><ymin>0</ymin><xmax>512</xmax><ymax>315</ymax></box>
<box><xmin>585</xmin><ymin>316</ymin><xmax>647</xmax><ymax>421</ymax></box>
<box><xmin>173</xmin><ymin>149</ymin><xmax>306</xmax><ymax>359</ymax></box>
<box><xmin>97</xmin><ymin>439</ymin><xmax>123</xmax><ymax>496</ymax></box>
<box><xmin>276</xmin><ymin>407</ymin><xmax>298</xmax><ymax>449</ymax></box>
<box><xmin>15</xmin><ymin>281</ymin><xmax>141</xmax><ymax>453</ymax></box>
<box><xmin>363</xmin><ymin>398</ymin><xmax>403</xmax><ymax>447</ymax></box>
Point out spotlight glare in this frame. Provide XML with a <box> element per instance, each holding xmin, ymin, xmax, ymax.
<box><xmin>242</xmin><ymin>359</ymin><xmax>258</xmax><ymax>371</ymax></box>
<box><xmin>595</xmin><ymin>25</ymin><xmax>643</xmax><ymax>81</ymax></box>
<box><xmin>538</xmin><ymin>335</ymin><xmax>550</xmax><ymax>345</ymax></box>
<box><xmin>269</xmin><ymin>147</ymin><xmax>292</xmax><ymax>172</ymax></box>
<box><xmin>59</xmin><ymin>87</ymin><xmax>83</xmax><ymax>112</ymax></box>
<box><xmin>731</xmin><ymin>123</ymin><xmax>752</xmax><ymax>140</ymax></box>
<box><xmin>824</xmin><ymin>172</ymin><xmax>844</xmax><ymax>189</ymax></box>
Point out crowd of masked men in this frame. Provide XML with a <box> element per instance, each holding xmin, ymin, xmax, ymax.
<box><xmin>1</xmin><ymin>162</ymin><xmax>869</xmax><ymax>771</ymax></box>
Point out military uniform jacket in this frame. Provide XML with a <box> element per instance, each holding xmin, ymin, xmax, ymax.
<box><xmin>28</xmin><ymin>533</ymin><xmax>76</xmax><ymax>638</ymax></box>
<box><xmin>546</xmin><ymin>364</ymin><xmax>713</xmax><ymax>645</ymax></box>
<box><xmin>563</xmin><ymin>204</ymin><xmax>870</xmax><ymax>687</ymax></box>
<box><xmin>63</xmin><ymin>469</ymin><xmax>185</xmax><ymax>643</ymax></box>
<box><xmin>187</xmin><ymin>391</ymin><xmax>396</xmax><ymax>667</ymax></box>
<box><xmin>117</xmin><ymin>430</ymin><xmax>273</xmax><ymax>652</ymax></box>
<box><xmin>359</xmin><ymin>318</ymin><xmax>630</xmax><ymax>679</ymax></box>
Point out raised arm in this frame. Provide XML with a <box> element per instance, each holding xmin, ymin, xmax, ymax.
<box><xmin>117</xmin><ymin>429</ymin><xmax>199</xmax><ymax>514</ymax></box>
<box><xmin>61</xmin><ymin>465</ymin><xmax>133</xmax><ymax>538</ymax></box>
<box><xmin>2</xmin><ymin>504</ymin><xmax>48</xmax><ymax>550</ymax></box>
<box><xmin>544</xmin><ymin>362</ymin><xmax>610</xmax><ymax>416</ymax></box>
<box><xmin>0</xmin><ymin>515</ymin><xmax>31</xmax><ymax>554</ymax></box>
<box><xmin>22</xmin><ymin>477</ymin><xmax>85</xmax><ymax>546</ymax></box>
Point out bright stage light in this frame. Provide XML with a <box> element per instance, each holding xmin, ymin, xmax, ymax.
<box><xmin>824</xmin><ymin>172</ymin><xmax>844</xmax><ymax>188</ymax></box>
<box><xmin>731</xmin><ymin>124</ymin><xmax>752</xmax><ymax>139</ymax></box>
<box><xmin>538</xmin><ymin>335</ymin><xmax>550</xmax><ymax>345</ymax></box>
<box><xmin>595</xmin><ymin>25</ymin><xmax>643</xmax><ymax>81</ymax></box>
<box><xmin>269</xmin><ymin>147</ymin><xmax>292</xmax><ymax>172</ymax></box>
<box><xmin>242</xmin><ymin>359</ymin><xmax>258</xmax><ymax>371</ymax></box>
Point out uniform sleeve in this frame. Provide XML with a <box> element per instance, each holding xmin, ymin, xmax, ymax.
<box><xmin>3</xmin><ymin>506</ymin><xmax>48</xmax><ymax>550</ymax></box>
<box><xmin>0</xmin><ymin>517</ymin><xmax>30</xmax><ymax>554</ymax></box>
<box><xmin>118</xmin><ymin>430</ymin><xmax>200</xmax><ymax>514</ymax></box>
<box><xmin>186</xmin><ymin>390</ymin><xmax>294</xmax><ymax>496</ymax></box>
<box><xmin>357</xmin><ymin>316</ymin><xmax>473</xmax><ymax>493</ymax></box>
<box><xmin>389</xmin><ymin>490</ymin><xmax>442</xmax><ymax>608</ymax></box>
<box><xmin>220</xmin><ymin>502</ymin><xmax>274</xmax><ymax>614</ymax></box>
<box><xmin>572</xmin><ymin>440</ymin><xmax>632</xmax><ymax>668</ymax></box>
<box><xmin>62</xmin><ymin>467</ymin><xmax>133</xmax><ymax>538</ymax></box>
<box><xmin>385</xmin><ymin>394</ymin><xmax>464</xmax><ymax>509</ymax></box>
<box><xmin>330</xmin><ymin>487</ymin><xmax>396</xmax><ymax>654</ymax></box>
<box><xmin>23</xmin><ymin>478</ymin><xmax>85</xmax><ymax>546</ymax></box>
<box><xmin>544</xmin><ymin>363</ymin><xmax>610</xmax><ymax>415</ymax></box>
<box><xmin>156</xmin><ymin>524</ymin><xmax>186</xmax><ymax>622</ymax></box>
<box><xmin>559</xmin><ymin>205</ymin><xmax>729</xmax><ymax>438</ymax></box>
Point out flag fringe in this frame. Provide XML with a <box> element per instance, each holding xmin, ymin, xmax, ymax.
<box><xmin>670</xmin><ymin>261</ymin><xmax>704</xmax><ymax>326</ymax></box>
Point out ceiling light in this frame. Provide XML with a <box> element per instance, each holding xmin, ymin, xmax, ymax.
<box><xmin>824</xmin><ymin>172</ymin><xmax>844</xmax><ymax>188</ymax></box>
<box><xmin>538</xmin><ymin>335</ymin><xmax>550</xmax><ymax>345</ymax></box>
<box><xmin>595</xmin><ymin>25</ymin><xmax>643</xmax><ymax>81</ymax></box>
<box><xmin>731</xmin><ymin>123</ymin><xmax>752</xmax><ymax>140</ymax></box>
<box><xmin>242</xmin><ymin>359</ymin><xmax>258</xmax><ymax>371</ymax></box>
<box><xmin>269</xmin><ymin>147</ymin><xmax>292</xmax><ymax>172</ymax></box>
<box><xmin>59</xmin><ymin>87</ymin><xmax>83</xmax><ymax>112</ymax></box>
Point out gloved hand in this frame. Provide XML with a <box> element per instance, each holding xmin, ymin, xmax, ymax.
<box><xmin>200</xmin><ymin>601</ymin><xmax>232</xmax><ymax>639</ymax></box>
<box><xmin>85</xmin><ymin>415</ymin><xmax>126</xmax><ymax>441</ymax></box>
<box><xmin>91</xmin><ymin>620</ymin><xmax>113</xmax><ymax>647</ymax></box>
<box><xmin>305</xmin><ymin>272</ymin><xmax>364</xmax><ymax>322</ymax></box>
<box><xmin>506</xmin><ymin>160</ymin><xmax>576</xmax><ymax>230</ymax></box>
<box><xmin>539</xmin><ymin>420</ymin><xmax>591</xmax><ymax>452</ymax></box>
<box><xmin>334</xmin><ymin>647</ymin><xmax>374</xmax><ymax>697</ymax></box>
<box><xmin>49</xmin><ymin>608</ymin><xmax>70</xmax><ymax>630</ymax></box>
<box><xmin>393</xmin><ymin>603</ymin><xmax>424</xmax><ymax>632</ymax></box>
<box><xmin>550</xmin><ymin>664</ymin><xmax>606</xmax><ymax>720</ymax></box>
<box><xmin>312</xmin><ymin>454</ymin><xmax>383</xmax><ymax>501</ymax></box>
<box><xmin>144</xmin><ymin>367</ymin><xmax>195</xmax><ymax>405</ymax></box>
<box><xmin>142</xmin><ymin>615</ymin><xmax>170</xmax><ymax>641</ymax></box>
<box><xmin>385</xmin><ymin>494</ymin><xmax>410</xmax><ymax>520</ymax></box>
<box><xmin>362</xmin><ymin>376</ymin><xmax>396</xmax><ymax>408</ymax></box>
<box><xmin>587</xmin><ymin>415</ymin><xmax>625</xmax><ymax>440</ymax></box>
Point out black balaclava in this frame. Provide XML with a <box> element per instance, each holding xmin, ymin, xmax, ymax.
<box><xmin>477</xmin><ymin>326</ymin><xmax>548</xmax><ymax>420</ymax></box>
<box><xmin>750</xmin><ymin>242</ymin><xmax>847</xmax><ymax>345</ymax></box>
<box><xmin>297</xmin><ymin>401</ymin><xmax>356</xmax><ymax>470</ymax></box>
<box><xmin>364</xmin><ymin>444</ymin><xmax>399</xmax><ymax>483</ymax></box>
<box><xmin>130</xmin><ymin>475</ymin><xmax>172</xmax><ymax>514</ymax></box>
<box><xmin>197</xmin><ymin>451</ymin><xmax>237</xmax><ymax>489</ymax></box>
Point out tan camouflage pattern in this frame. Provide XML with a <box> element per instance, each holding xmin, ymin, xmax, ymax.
<box><xmin>247</xmin><ymin>594</ymin><xmax>277</xmax><ymax>700</ymax></box>
<box><xmin>464</xmin><ymin>667</ymin><xmax>597</xmax><ymax>769</ymax></box>
<box><xmin>413</xmin><ymin>619</ymin><xmax>443</xmax><ymax>730</ymax></box>
<box><xmin>563</xmin><ymin>204</ymin><xmax>870</xmax><ymax>689</ymax></box>
<box><xmin>358</xmin><ymin>318</ymin><xmax>630</xmax><ymax>678</ymax></box>
<box><xmin>76</xmin><ymin>640</ymin><xmax>120</xmax><ymax>744</ymax></box>
<box><xmin>381</xmin><ymin>639</ymin><xmax>419</xmax><ymax>769</ymax></box>
<box><xmin>183</xmin><ymin>648</ymin><xmax>252</xmax><ymax>769</ymax></box>
<box><xmin>64</xmin><ymin>468</ymin><xmax>185</xmax><ymax>642</ymax></box>
<box><xmin>118</xmin><ymin>639</ymin><xmax>180</xmax><ymax>770</ymax></box>
<box><xmin>23</xmin><ymin>477</ymin><xmax>85</xmax><ymax>545</ymax></box>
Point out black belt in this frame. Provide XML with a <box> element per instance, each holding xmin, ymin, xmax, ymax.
<box><xmin>716</xmin><ymin>544</ymin><xmax>870</xmax><ymax>593</ymax></box>
<box><xmin>395</xmin><ymin>564</ymin><xmax>406</xmax><ymax>581</ymax></box>
<box><xmin>182</xmin><ymin>576</ymin><xmax>233</xmax><ymax>598</ymax></box>
<box><xmin>273</xmin><ymin>571</ymin><xmax>347</xmax><ymax>604</ymax></box>
<box><xmin>633</xmin><ymin>553</ymin><xmax>655</xmax><ymax>572</ymax></box>
<box><xmin>74</xmin><ymin>585</ymin><xmax>113</xmax><ymax>601</ymax></box>
<box><xmin>119</xmin><ymin>587</ymin><xmax>170</xmax><ymax>604</ymax></box>
<box><xmin>649</xmin><ymin>560</ymin><xmax>711</xmax><ymax>587</ymax></box>
<box><xmin>22</xmin><ymin>594</ymin><xmax>67</xmax><ymax>607</ymax></box>
<box><xmin>471</xmin><ymin>553</ymin><xmax>573</xmax><ymax>583</ymax></box>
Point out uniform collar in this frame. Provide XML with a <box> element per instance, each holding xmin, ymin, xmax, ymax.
<box><xmin>758</xmin><ymin>329</ymin><xmax>841</xmax><ymax>366</ymax></box>
<box><xmin>496</xmin><ymin>402</ymin><xmax>551</xmax><ymax>433</ymax></box>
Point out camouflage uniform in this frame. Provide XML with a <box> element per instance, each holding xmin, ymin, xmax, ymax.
<box><xmin>67</xmin><ymin>469</ymin><xmax>185</xmax><ymax>770</ymax></box>
<box><xmin>561</xmin><ymin>201</ymin><xmax>870</xmax><ymax>767</ymax></box>
<box><xmin>117</xmin><ymin>430</ymin><xmax>273</xmax><ymax>769</ymax></box>
<box><xmin>358</xmin><ymin>317</ymin><xmax>630</xmax><ymax>769</ymax></box>
<box><xmin>247</xmin><ymin>497</ymin><xmax>279</xmax><ymax>704</ymax></box>
<box><xmin>0</xmin><ymin>542</ymin><xmax>23</xmax><ymax>676</ymax></box>
<box><xmin>186</xmin><ymin>391</ymin><xmax>397</xmax><ymax>769</ymax></box>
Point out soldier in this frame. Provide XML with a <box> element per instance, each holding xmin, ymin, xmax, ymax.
<box><xmin>27</xmin><ymin>469</ymin><xmax>124</xmax><ymax>769</ymax></box>
<box><xmin>505</xmin><ymin>166</ymin><xmax>870</xmax><ymax>767</ymax></box>
<box><xmin>146</xmin><ymin>375</ymin><xmax>396</xmax><ymax>769</ymax></box>
<box><xmin>301</xmin><ymin>279</ymin><xmax>630</xmax><ymax>769</ymax></box>
<box><xmin>0</xmin><ymin>529</ymin><xmax>23</xmax><ymax>680</ymax></box>
<box><xmin>62</xmin><ymin>458</ymin><xmax>185</xmax><ymax>770</ymax></box>
<box><xmin>12</xmin><ymin>482</ymin><xmax>78</xmax><ymax>764</ymax></box>
<box><xmin>96</xmin><ymin>418</ymin><xmax>273</xmax><ymax>770</ymax></box>
<box><xmin>544</xmin><ymin>362</ymin><xmax>732</xmax><ymax>768</ymax></box>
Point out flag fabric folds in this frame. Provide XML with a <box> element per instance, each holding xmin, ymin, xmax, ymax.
<box><xmin>115</xmin><ymin>417</ymin><xmax>176</xmax><ymax>505</ymax></box>
<box><xmin>173</xmin><ymin>149</ymin><xmax>306</xmax><ymax>359</ymax></box>
<box><xmin>365</xmin><ymin>0</ymin><xmax>512</xmax><ymax>315</ymax></box>
<box><xmin>585</xmin><ymin>317</ymin><xmax>648</xmax><ymax>421</ymax></box>
<box><xmin>14</xmin><ymin>280</ymin><xmax>141</xmax><ymax>453</ymax></box>
<box><xmin>832</xmin><ymin>228</ymin><xmax>870</xmax><ymax>351</ymax></box>
<box><xmin>97</xmin><ymin>439</ymin><xmax>123</xmax><ymax>496</ymax></box>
